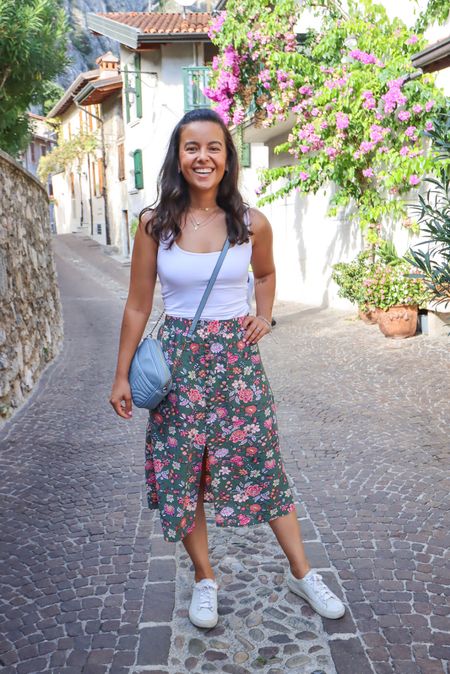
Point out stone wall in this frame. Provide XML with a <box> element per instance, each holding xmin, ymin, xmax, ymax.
<box><xmin>0</xmin><ymin>149</ymin><xmax>63</xmax><ymax>422</ymax></box>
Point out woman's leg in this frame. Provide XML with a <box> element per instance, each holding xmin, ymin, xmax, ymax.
<box><xmin>268</xmin><ymin>510</ymin><xmax>311</xmax><ymax>579</ymax></box>
<box><xmin>181</xmin><ymin>450</ymin><xmax>215</xmax><ymax>583</ymax></box>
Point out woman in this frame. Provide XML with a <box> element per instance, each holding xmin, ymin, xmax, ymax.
<box><xmin>110</xmin><ymin>108</ymin><xmax>345</xmax><ymax>628</ymax></box>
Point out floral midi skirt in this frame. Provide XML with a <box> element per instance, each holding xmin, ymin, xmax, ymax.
<box><xmin>145</xmin><ymin>315</ymin><xmax>296</xmax><ymax>542</ymax></box>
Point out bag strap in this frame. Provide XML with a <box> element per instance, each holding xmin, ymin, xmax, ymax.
<box><xmin>187</xmin><ymin>238</ymin><xmax>231</xmax><ymax>338</ymax></box>
<box><xmin>149</xmin><ymin>308</ymin><xmax>166</xmax><ymax>337</ymax></box>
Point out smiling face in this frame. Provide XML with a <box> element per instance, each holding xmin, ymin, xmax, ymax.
<box><xmin>178</xmin><ymin>121</ymin><xmax>228</xmax><ymax>198</ymax></box>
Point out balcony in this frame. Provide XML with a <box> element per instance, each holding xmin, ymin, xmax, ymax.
<box><xmin>183</xmin><ymin>67</ymin><xmax>212</xmax><ymax>112</ymax></box>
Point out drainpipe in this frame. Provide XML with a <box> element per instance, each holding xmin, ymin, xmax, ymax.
<box><xmin>77</xmin><ymin>165</ymin><xmax>84</xmax><ymax>229</ymax></box>
<box><xmin>74</xmin><ymin>100</ymin><xmax>111</xmax><ymax>245</ymax></box>
<box><xmin>86</xmin><ymin>153</ymin><xmax>94</xmax><ymax>236</ymax></box>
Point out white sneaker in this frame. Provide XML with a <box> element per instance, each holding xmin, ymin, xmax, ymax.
<box><xmin>287</xmin><ymin>569</ymin><xmax>345</xmax><ymax>619</ymax></box>
<box><xmin>188</xmin><ymin>578</ymin><xmax>219</xmax><ymax>628</ymax></box>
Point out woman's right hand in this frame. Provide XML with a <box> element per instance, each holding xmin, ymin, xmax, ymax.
<box><xmin>109</xmin><ymin>376</ymin><xmax>133</xmax><ymax>419</ymax></box>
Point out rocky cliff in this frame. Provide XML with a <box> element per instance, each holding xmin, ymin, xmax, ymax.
<box><xmin>60</xmin><ymin>0</ymin><xmax>149</xmax><ymax>86</ymax></box>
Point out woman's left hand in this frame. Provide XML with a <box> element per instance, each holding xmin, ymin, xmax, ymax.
<box><xmin>242</xmin><ymin>315</ymin><xmax>272</xmax><ymax>344</ymax></box>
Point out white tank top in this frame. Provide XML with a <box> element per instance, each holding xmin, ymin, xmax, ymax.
<box><xmin>157</xmin><ymin>239</ymin><xmax>252</xmax><ymax>320</ymax></box>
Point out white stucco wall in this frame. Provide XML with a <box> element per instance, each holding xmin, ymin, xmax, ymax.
<box><xmin>121</xmin><ymin>43</ymin><xmax>199</xmax><ymax>230</ymax></box>
<box><xmin>102</xmin><ymin>94</ymin><xmax>129</xmax><ymax>256</ymax></box>
<box><xmin>241</xmin><ymin>136</ymin><xmax>364</xmax><ymax>307</ymax></box>
<box><xmin>52</xmin><ymin>171</ymin><xmax>68</xmax><ymax>234</ymax></box>
<box><xmin>51</xmin><ymin>106</ymin><xmax>105</xmax><ymax>240</ymax></box>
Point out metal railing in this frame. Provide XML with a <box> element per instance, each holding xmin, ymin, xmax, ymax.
<box><xmin>183</xmin><ymin>67</ymin><xmax>212</xmax><ymax>112</ymax></box>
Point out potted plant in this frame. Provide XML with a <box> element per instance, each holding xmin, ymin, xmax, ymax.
<box><xmin>407</xmin><ymin>116</ymin><xmax>450</xmax><ymax>310</ymax></box>
<box><xmin>362</xmin><ymin>261</ymin><xmax>429</xmax><ymax>338</ymax></box>
<box><xmin>332</xmin><ymin>251</ymin><xmax>377</xmax><ymax>323</ymax></box>
<box><xmin>332</xmin><ymin>241</ymin><xmax>405</xmax><ymax>323</ymax></box>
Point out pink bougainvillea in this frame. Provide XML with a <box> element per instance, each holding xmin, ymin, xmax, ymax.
<box><xmin>205</xmin><ymin>0</ymin><xmax>446</xmax><ymax>232</ymax></box>
<box><xmin>336</xmin><ymin>112</ymin><xmax>349</xmax><ymax>129</ymax></box>
<box><xmin>349</xmin><ymin>49</ymin><xmax>384</xmax><ymax>67</ymax></box>
<box><xmin>398</xmin><ymin>110</ymin><xmax>411</xmax><ymax>121</ymax></box>
<box><xmin>208</xmin><ymin>11</ymin><xmax>226</xmax><ymax>39</ymax></box>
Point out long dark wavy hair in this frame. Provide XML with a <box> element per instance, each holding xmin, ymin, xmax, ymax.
<box><xmin>140</xmin><ymin>108</ymin><xmax>250</xmax><ymax>246</ymax></box>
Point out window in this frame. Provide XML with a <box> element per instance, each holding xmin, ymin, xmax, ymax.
<box><xmin>133</xmin><ymin>150</ymin><xmax>143</xmax><ymax>190</ymax></box>
<box><xmin>124</xmin><ymin>56</ymin><xmax>143</xmax><ymax>123</ymax></box>
<box><xmin>241</xmin><ymin>143</ymin><xmax>251</xmax><ymax>169</ymax></box>
<box><xmin>118</xmin><ymin>143</ymin><xmax>125</xmax><ymax>181</ymax></box>
<box><xmin>92</xmin><ymin>159</ymin><xmax>104</xmax><ymax>197</ymax></box>
<box><xmin>204</xmin><ymin>43</ymin><xmax>219</xmax><ymax>65</ymax></box>
<box><xmin>124</xmin><ymin>65</ymin><xmax>130</xmax><ymax>124</ymax></box>
<box><xmin>183</xmin><ymin>67</ymin><xmax>211</xmax><ymax>112</ymax></box>
<box><xmin>30</xmin><ymin>143</ymin><xmax>35</xmax><ymax>163</ymax></box>
<box><xmin>134</xmin><ymin>54</ymin><xmax>142</xmax><ymax>119</ymax></box>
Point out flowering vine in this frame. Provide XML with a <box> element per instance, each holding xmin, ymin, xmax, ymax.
<box><xmin>38</xmin><ymin>127</ymin><xmax>99</xmax><ymax>182</ymax></box>
<box><xmin>206</xmin><ymin>0</ymin><xmax>449</xmax><ymax>237</ymax></box>
<box><xmin>415</xmin><ymin>0</ymin><xmax>450</xmax><ymax>32</ymax></box>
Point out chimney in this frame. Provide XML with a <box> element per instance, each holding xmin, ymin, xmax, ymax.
<box><xmin>96</xmin><ymin>51</ymin><xmax>120</xmax><ymax>78</ymax></box>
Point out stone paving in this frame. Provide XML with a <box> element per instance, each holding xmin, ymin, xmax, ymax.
<box><xmin>0</xmin><ymin>233</ymin><xmax>449</xmax><ymax>674</ymax></box>
<box><xmin>167</xmin><ymin>512</ymin><xmax>338</xmax><ymax>674</ymax></box>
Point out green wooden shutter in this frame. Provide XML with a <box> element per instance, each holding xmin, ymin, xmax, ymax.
<box><xmin>124</xmin><ymin>65</ymin><xmax>130</xmax><ymax>124</ymax></box>
<box><xmin>133</xmin><ymin>149</ymin><xmax>143</xmax><ymax>190</ymax></box>
<box><xmin>241</xmin><ymin>142</ymin><xmax>251</xmax><ymax>168</ymax></box>
<box><xmin>134</xmin><ymin>54</ymin><xmax>142</xmax><ymax>119</ymax></box>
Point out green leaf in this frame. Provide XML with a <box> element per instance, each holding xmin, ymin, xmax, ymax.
<box><xmin>0</xmin><ymin>0</ymin><xmax>68</xmax><ymax>155</ymax></box>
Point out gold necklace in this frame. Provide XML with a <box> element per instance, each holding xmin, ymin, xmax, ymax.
<box><xmin>189</xmin><ymin>207</ymin><xmax>220</xmax><ymax>231</ymax></box>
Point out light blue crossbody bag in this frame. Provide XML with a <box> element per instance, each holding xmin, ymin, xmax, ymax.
<box><xmin>129</xmin><ymin>238</ymin><xmax>231</xmax><ymax>410</ymax></box>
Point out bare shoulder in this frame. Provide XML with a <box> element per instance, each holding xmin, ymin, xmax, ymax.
<box><xmin>130</xmin><ymin>210</ymin><xmax>157</xmax><ymax>262</ymax></box>
<box><xmin>139</xmin><ymin>208</ymin><xmax>155</xmax><ymax>232</ymax></box>
<box><xmin>247</xmin><ymin>207</ymin><xmax>272</xmax><ymax>240</ymax></box>
<box><xmin>136</xmin><ymin>209</ymin><xmax>157</xmax><ymax>247</ymax></box>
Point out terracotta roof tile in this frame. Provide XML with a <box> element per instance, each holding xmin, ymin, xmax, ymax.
<box><xmin>98</xmin><ymin>12</ymin><xmax>211</xmax><ymax>36</ymax></box>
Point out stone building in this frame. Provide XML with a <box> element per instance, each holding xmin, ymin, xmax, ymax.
<box><xmin>87</xmin><ymin>12</ymin><xmax>216</xmax><ymax>244</ymax></box>
<box><xmin>86</xmin><ymin>5</ymin><xmax>449</xmax><ymax>311</ymax></box>
<box><xmin>20</xmin><ymin>113</ymin><xmax>57</xmax><ymax>233</ymax></box>
<box><xmin>48</xmin><ymin>52</ymin><xmax>129</xmax><ymax>258</ymax></box>
<box><xmin>21</xmin><ymin>113</ymin><xmax>56</xmax><ymax>178</ymax></box>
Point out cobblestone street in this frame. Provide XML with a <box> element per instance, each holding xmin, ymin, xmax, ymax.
<box><xmin>0</xmin><ymin>234</ymin><xmax>449</xmax><ymax>674</ymax></box>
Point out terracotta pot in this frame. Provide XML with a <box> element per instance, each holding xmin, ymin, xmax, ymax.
<box><xmin>358</xmin><ymin>305</ymin><xmax>378</xmax><ymax>325</ymax></box>
<box><xmin>377</xmin><ymin>305</ymin><xmax>418</xmax><ymax>339</ymax></box>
